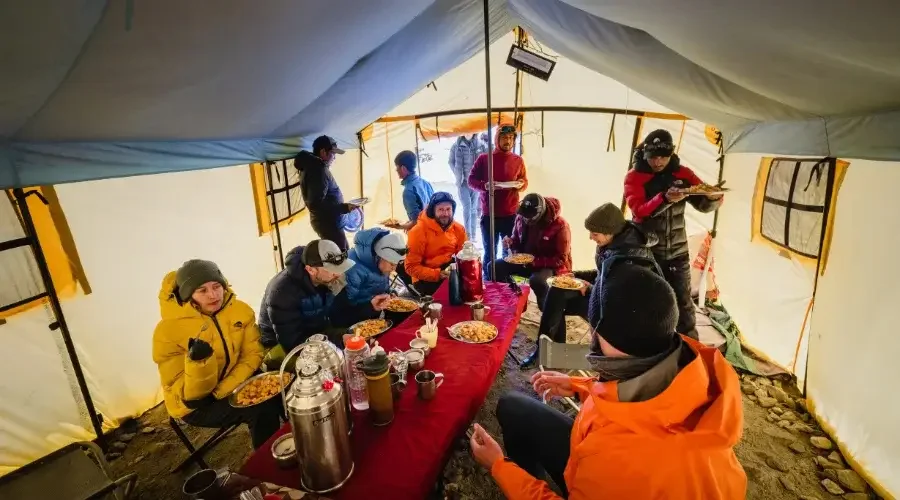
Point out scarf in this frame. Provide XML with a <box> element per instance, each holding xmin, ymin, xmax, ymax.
<box><xmin>587</xmin><ymin>335</ymin><xmax>682</xmax><ymax>383</ymax></box>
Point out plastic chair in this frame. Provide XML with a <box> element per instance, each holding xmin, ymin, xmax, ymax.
<box><xmin>168</xmin><ymin>417</ymin><xmax>240</xmax><ymax>473</ymax></box>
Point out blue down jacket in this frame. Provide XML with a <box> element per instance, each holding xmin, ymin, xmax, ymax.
<box><xmin>258</xmin><ymin>246</ymin><xmax>336</xmax><ymax>351</ymax></box>
<box><xmin>344</xmin><ymin>228</ymin><xmax>391</xmax><ymax>305</ymax></box>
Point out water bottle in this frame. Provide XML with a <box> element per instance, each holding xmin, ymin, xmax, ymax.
<box><xmin>448</xmin><ymin>262</ymin><xmax>463</xmax><ymax>306</ymax></box>
<box><xmin>343</xmin><ymin>335</ymin><xmax>370</xmax><ymax>410</ymax></box>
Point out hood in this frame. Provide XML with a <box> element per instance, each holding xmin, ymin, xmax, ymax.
<box><xmin>538</xmin><ymin>196</ymin><xmax>561</xmax><ymax>225</ymax></box>
<box><xmin>294</xmin><ymin>150</ymin><xmax>325</xmax><ymax>173</ymax></box>
<box><xmin>632</xmin><ymin>150</ymin><xmax>683</xmax><ymax>175</ymax></box>
<box><xmin>350</xmin><ymin>228</ymin><xmax>389</xmax><ymax>270</ymax></box>
<box><xmin>417</xmin><ymin>209</ymin><xmax>451</xmax><ymax>234</ymax></box>
<box><xmin>157</xmin><ymin>270</ymin><xmax>235</xmax><ymax>321</ymax></box>
<box><xmin>607</xmin><ymin>222</ymin><xmax>658</xmax><ymax>249</ymax></box>
<box><xmin>425</xmin><ymin>191</ymin><xmax>457</xmax><ymax>219</ymax></box>
<box><xmin>590</xmin><ymin>338</ymin><xmax>743</xmax><ymax>450</ymax></box>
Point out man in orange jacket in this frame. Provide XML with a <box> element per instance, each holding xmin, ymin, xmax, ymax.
<box><xmin>404</xmin><ymin>191</ymin><xmax>467</xmax><ymax>296</ymax></box>
<box><xmin>470</xmin><ymin>264</ymin><xmax>747</xmax><ymax>499</ymax></box>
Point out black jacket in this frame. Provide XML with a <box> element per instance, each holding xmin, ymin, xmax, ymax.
<box><xmin>576</xmin><ymin>222</ymin><xmax>662</xmax><ymax>286</ymax></box>
<box><xmin>296</xmin><ymin>151</ymin><xmax>349</xmax><ymax>222</ymax></box>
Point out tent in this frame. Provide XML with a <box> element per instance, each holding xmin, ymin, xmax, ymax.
<box><xmin>1</xmin><ymin>1</ymin><xmax>898</xmax><ymax>497</ymax></box>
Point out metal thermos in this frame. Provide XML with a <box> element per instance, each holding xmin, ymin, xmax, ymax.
<box><xmin>282</xmin><ymin>362</ymin><xmax>354</xmax><ymax>493</ymax></box>
<box><xmin>297</xmin><ymin>336</ymin><xmax>352</xmax><ymax>434</ymax></box>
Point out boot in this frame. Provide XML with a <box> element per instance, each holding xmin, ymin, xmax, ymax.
<box><xmin>519</xmin><ymin>345</ymin><xmax>539</xmax><ymax>369</ymax></box>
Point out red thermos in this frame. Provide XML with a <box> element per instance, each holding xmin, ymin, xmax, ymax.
<box><xmin>456</xmin><ymin>241</ymin><xmax>484</xmax><ymax>303</ymax></box>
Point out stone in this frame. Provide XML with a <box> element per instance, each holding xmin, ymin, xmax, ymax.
<box><xmin>811</xmin><ymin>436</ymin><xmax>833</xmax><ymax>450</ymax></box>
<box><xmin>792</xmin><ymin>422</ymin><xmax>816</xmax><ymax>433</ymax></box>
<box><xmin>772</xmin><ymin>406</ymin><xmax>784</xmax><ymax>415</ymax></box>
<box><xmin>828</xmin><ymin>451</ymin><xmax>844</xmax><ymax>464</ymax></box>
<box><xmin>789</xmin><ymin>441</ymin><xmax>806</xmax><ymax>454</ymax></box>
<box><xmin>119</xmin><ymin>432</ymin><xmax>136</xmax><ymax>442</ymax></box>
<box><xmin>140</xmin><ymin>426</ymin><xmax>157</xmax><ymax>434</ymax></box>
<box><xmin>843</xmin><ymin>494</ymin><xmax>868</xmax><ymax>500</ymax></box>
<box><xmin>801</xmin><ymin>413</ymin><xmax>811</xmax><ymax>422</ymax></box>
<box><xmin>131</xmin><ymin>455</ymin><xmax>145</xmax><ymax>465</ymax></box>
<box><xmin>799</xmin><ymin>496</ymin><xmax>820</xmax><ymax>500</ymax></box>
<box><xmin>836</xmin><ymin>469</ymin><xmax>868</xmax><ymax>493</ymax></box>
<box><xmin>741</xmin><ymin>382</ymin><xmax>756</xmax><ymax>395</ymax></box>
<box><xmin>779</xmin><ymin>476</ymin><xmax>799</xmax><ymax>494</ymax></box>
<box><xmin>754</xmin><ymin>388</ymin><xmax>769</xmax><ymax>399</ymax></box>
<box><xmin>748</xmin><ymin>395</ymin><xmax>758</xmax><ymax>402</ymax></box>
<box><xmin>815</xmin><ymin>456</ymin><xmax>843</xmax><ymax>470</ymax></box>
<box><xmin>780</xmin><ymin>411</ymin><xmax>798</xmax><ymax>422</ymax></box>
<box><xmin>759</xmin><ymin>396</ymin><xmax>778</xmax><ymax>408</ymax></box>
<box><xmin>764</xmin><ymin>455</ymin><xmax>790</xmax><ymax>472</ymax></box>
<box><xmin>777</xmin><ymin>420</ymin><xmax>793</xmax><ymax>428</ymax></box>
<box><xmin>773</xmin><ymin>378</ymin><xmax>783</xmax><ymax>388</ymax></box>
<box><xmin>756</xmin><ymin>377</ymin><xmax>773</xmax><ymax>386</ymax></box>
<box><xmin>822</xmin><ymin>479</ymin><xmax>845</xmax><ymax>496</ymax></box>
<box><xmin>106</xmin><ymin>452</ymin><xmax>121</xmax><ymax>460</ymax></box>
<box><xmin>110</xmin><ymin>441</ymin><xmax>127</xmax><ymax>451</ymax></box>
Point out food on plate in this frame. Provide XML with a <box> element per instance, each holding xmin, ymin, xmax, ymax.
<box><xmin>236</xmin><ymin>373</ymin><xmax>291</xmax><ymax>406</ymax></box>
<box><xmin>386</xmin><ymin>297</ymin><xmax>418</xmax><ymax>312</ymax></box>
<box><xmin>380</xmin><ymin>218</ymin><xmax>401</xmax><ymax>226</ymax></box>
<box><xmin>504</xmin><ymin>253</ymin><xmax>534</xmax><ymax>265</ymax></box>
<box><xmin>455</xmin><ymin>322</ymin><xmax>497</xmax><ymax>343</ymax></box>
<box><xmin>551</xmin><ymin>275</ymin><xmax>584</xmax><ymax>290</ymax></box>
<box><xmin>681</xmin><ymin>183</ymin><xmax>726</xmax><ymax>194</ymax></box>
<box><xmin>354</xmin><ymin>319</ymin><xmax>389</xmax><ymax>338</ymax></box>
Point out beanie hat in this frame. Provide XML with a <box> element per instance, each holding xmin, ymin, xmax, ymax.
<box><xmin>425</xmin><ymin>191</ymin><xmax>457</xmax><ymax>219</ymax></box>
<box><xmin>394</xmin><ymin>150</ymin><xmax>418</xmax><ymax>172</ymax></box>
<box><xmin>374</xmin><ymin>232</ymin><xmax>407</xmax><ymax>264</ymax></box>
<box><xmin>588</xmin><ymin>264</ymin><xmax>677</xmax><ymax>357</ymax></box>
<box><xmin>584</xmin><ymin>203</ymin><xmax>626</xmax><ymax>235</ymax></box>
<box><xmin>175</xmin><ymin>259</ymin><xmax>227</xmax><ymax>302</ymax></box>
<box><xmin>641</xmin><ymin>129</ymin><xmax>675</xmax><ymax>158</ymax></box>
<box><xmin>517</xmin><ymin>193</ymin><xmax>546</xmax><ymax>222</ymax></box>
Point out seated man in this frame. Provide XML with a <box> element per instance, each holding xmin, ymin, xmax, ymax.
<box><xmin>521</xmin><ymin>202</ymin><xmax>659</xmax><ymax>367</ymax></box>
<box><xmin>153</xmin><ymin>259</ymin><xmax>280</xmax><ymax>449</ymax></box>
<box><xmin>405</xmin><ymin>191</ymin><xmax>467</xmax><ymax>296</ymax></box>
<box><xmin>258</xmin><ymin>240</ymin><xmax>388</xmax><ymax>361</ymax></box>
<box><xmin>470</xmin><ymin>265</ymin><xmax>747</xmax><ymax>499</ymax></box>
<box><xmin>341</xmin><ymin>228</ymin><xmax>407</xmax><ymax>323</ymax></box>
<box><xmin>492</xmin><ymin>193</ymin><xmax>570</xmax><ymax>308</ymax></box>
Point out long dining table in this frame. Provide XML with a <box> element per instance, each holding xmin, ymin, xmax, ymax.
<box><xmin>239</xmin><ymin>280</ymin><xmax>529</xmax><ymax>499</ymax></box>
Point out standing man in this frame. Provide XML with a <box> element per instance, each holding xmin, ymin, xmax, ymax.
<box><xmin>468</xmin><ymin>124</ymin><xmax>528</xmax><ymax>279</ymax></box>
<box><xmin>297</xmin><ymin>135</ymin><xmax>352</xmax><ymax>251</ymax></box>
<box><xmin>624</xmin><ymin>129</ymin><xmax>723</xmax><ymax>339</ymax></box>
<box><xmin>450</xmin><ymin>133</ymin><xmax>488</xmax><ymax>239</ymax></box>
<box><xmin>393</xmin><ymin>150</ymin><xmax>435</xmax><ymax>231</ymax></box>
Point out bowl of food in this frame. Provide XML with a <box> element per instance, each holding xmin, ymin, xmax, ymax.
<box><xmin>228</xmin><ymin>372</ymin><xmax>293</xmax><ymax>408</ymax></box>
<box><xmin>546</xmin><ymin>275</ymin><xmax>588</xmax><ymax>292</ymax></box>
<box><xmin>386</xmin><ymin>297</ymin><xmax>418</xmax><ymax>313</ymax></box>
<box><xmin>271</xmin><ymin>433</ymin><xmax>297</xmax><ymax>469</ymax></box>
<box><xmin>349</xmin><ymin>318</ymin><xmax>393</xmax><ymax>339</ymax></box>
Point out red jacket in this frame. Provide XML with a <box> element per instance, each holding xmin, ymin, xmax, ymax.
<box><xmin>467</xmin><ymin>131</ymin><xmax>528</xmax><ymax>217</ymax></box>
<box><xmin>508</xmin><ymin>197</ymin><xmax>571</xmax><ymax>274</ymax></box>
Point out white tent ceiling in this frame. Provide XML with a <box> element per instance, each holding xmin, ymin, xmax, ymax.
<box><xmin>2</xmin><ymin>0</ymin><xmax>899</xmax><ymax>188</ymax></box>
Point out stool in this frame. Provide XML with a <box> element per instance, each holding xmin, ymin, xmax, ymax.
<box><xmin>168</xmin><ymin>417</ymin><xmax>240</xmax><ymax>473</ymax></box>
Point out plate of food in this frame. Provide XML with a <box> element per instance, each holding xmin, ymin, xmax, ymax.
<box><xmin>349</xmin><ymin>318</ymin><xmax>393</xmax><ymax>339</ymax></box>
<box><xmin>504</xmin><ymin>253</ymin><xmax>534</xmax><ymax>265</ymax></box>
<box><xmin>347</xmin><ymin>197</ymin><xmax>371</xmax><ymax>207</ymax></box>
<box><xmin>448</xmin><ymin>320</ymin><xmax>499</xmax><ymax>344</ymax></box>
<box><xmin>547</xmin><ymin>275</ymin><xmax>588</xmax><ymax>290</ymax></box>
<box><xmin>493</xmin><ymin>180</ymin><xmax>523</xmax><ymax>190</ymax></box>
<box><xmin>229</xmin><ymin>371</ymin><xmax>294</xmax><ymax>408</ymax></box>
<box><xmin>679</xmin><ymin>183</ymin><xmax>729</xmax><ymax>196</ymax></box>
<box><xmin>379</xmin><ymin>217</ymin><xmax>401</xmax><ymax>228</ymax></box>
<box><xmin>385</xmin><ymin>297</ymin><xmax>419</xmax><ymax>313</ymax></box>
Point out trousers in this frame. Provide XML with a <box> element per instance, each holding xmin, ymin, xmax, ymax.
<box><xmin>492</xmin><ymin>260</ymin><xmax>553</xmax><ymax>309</ymax></box>
<box><xmin>456</xmin><ymin>184</ymin><xmax>481</xmax><ymax>242</ymax></box>
<box><xmin>655</xmin><ymin>252</ymin><xmax>697</xmax><ymax>338</ymax></box>
<box><xmin>480</xmin><ymin>215</ymin><xmax>516</xmax><ymax>280</ymax></box>
<box><xmin>310</xmin><ymin>216</ymin><xmax>349</xmax><ymax>251</ymax></box>
<box><xmin>537</xmin><ymin>270</ymin><xmax>597</xmax><ymax>343</ymax></box>
<box><xmin>182</xmin><ymin>394</ymin><xmax>283</xmax><ymax>449</ymax></box>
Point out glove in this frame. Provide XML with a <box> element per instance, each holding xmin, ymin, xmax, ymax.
<box><xmin>187</xmin><ymin>338</ymin><xmax>214</xmax><ymax>362</ymax></box>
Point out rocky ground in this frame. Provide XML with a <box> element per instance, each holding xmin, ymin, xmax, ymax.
<box><xmin>107</xmin><ymin>303</ymin><xmax>881</xmax><ymax>499</ymax></box>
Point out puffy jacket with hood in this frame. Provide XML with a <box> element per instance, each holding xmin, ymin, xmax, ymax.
<box><xmin>624</xmin><ymin>151</ymin><xmax>721</xmax><ymax>261</ymax></box>
<box><xmin>491</xmin><ymin>337</ymin><xmax>747</xmax><ymax>499</ymax></box>
<box><xmin>508</xmin><ymin>197</ymin><xmax>572</xmax><ymax>274</ymax></box>
<box><xmin>405</xmin><ymin>194</ymin><xmax>467</xmax><ymax>283</ymax></box>
<box><xmin>152</xmin><ymin>272</ymin><xmax>263</xmax><ymax>419</ymax></box>
<box><xmin>345</xmin><ymin>228</ymin><xmax>392</xmax><ymax>305</ymax></box>
<box><xmin>296</xmin><ymin>150</ymin><xmax>349</xmax><ymax>223</ymax></box>
<box><xmin>258</xmin><ymin>246</ymin><xmax>337</xmax><ymax>351</ymax></box>
<box><xmin>467</xmin><ymin>126</ymin><xmax>528</xmax><ymax>217</ymax></box>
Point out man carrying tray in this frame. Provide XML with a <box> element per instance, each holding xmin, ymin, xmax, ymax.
<box><xmin>623</xmin><ymin>129</ymin><xmax>724</xmax><ymax>339</ymax></box>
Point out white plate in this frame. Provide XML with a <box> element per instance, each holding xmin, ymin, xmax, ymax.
<box><xmin>546</xmin><ymin>276</ymin><xmax>589</xmax><ymax>290</ymax></box>
<box><xmin>448</xmin><ymin>320</ymin><xmax>499</xmax><ymax>344</ymax></box>
<box><xmin>347</xmin><ymin>197</ymin><xmax>370</xmax><ymax>206</ymax></box>
<box><xmin>493</xmin><ymin>181</ymin><xmax>521</xmax><ymax>189</ymax></box>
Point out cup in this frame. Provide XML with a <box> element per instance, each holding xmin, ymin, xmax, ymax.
<box><xmin>415</xmin><ymin>370</ymin><xmax>445</xmax><ymax>400</ymax></box>
<box><xmin>470</xmin><ymin>303</ymin><xmax>491</xmax><ymax>321</ymax></box>
<box><xmin>390</xmin><ymin>373</ymin><xmax>406</xmax><ymax>402</ymax></box>
<box><xmin>426</xmin><ymin>303</ymin><xmax>443</xmax><ymax>322</ymax></box>
<box><xmin>409</xmin><ymin>337</ymin><xmax>430</xmax><ymax>356</ymax></box>
<box><xmin>183</xmin><ymin>468</ymin><xmax>225</xmax><ymax>499</ymax></box>
<box><xmin>418</xmin><ymin>296</ymin><xmax>434</xmax><ymax>315</ymax></box>
<box><xmin>415</xmin><ymin>326</ymin><xmax>438</xmax><ymax>349</ymax></box>
<box><xmin>406</xmin><ymin>348</ymin><xmax>426</xmax><ymax>372</ymax></box>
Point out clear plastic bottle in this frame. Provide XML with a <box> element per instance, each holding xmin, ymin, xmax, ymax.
<box><xmin>343</xmin><ymin>335</ymin><xmax>370</xmax><ymax>410</ymax></box>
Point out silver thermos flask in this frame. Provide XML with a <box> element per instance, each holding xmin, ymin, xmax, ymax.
<box><xmin>299</xmin><ymin>335</ymin><xmax>352</xmax><ymax>433</ymax></box>
<box><xmin>284</xmin><ymin>362</ymin><xmax>354</xmax><ymax>493</ymax></box>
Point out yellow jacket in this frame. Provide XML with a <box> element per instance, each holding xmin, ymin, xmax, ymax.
<box><xmin>152</xmin><ymin>271</ymin><xmax>264</xmax><ymax>418</ymax></box>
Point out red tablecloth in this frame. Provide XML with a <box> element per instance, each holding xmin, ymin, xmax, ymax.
<box><xmin>240</xmin><ymin>281</ymin><xmax>529</xmax><ymax>499</ymax></box>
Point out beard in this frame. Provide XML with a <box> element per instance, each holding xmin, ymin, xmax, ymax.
<box><xmin>436</xmin><ymin>215</ymin><xmax>453</xmax><ymax>227</ymax></box>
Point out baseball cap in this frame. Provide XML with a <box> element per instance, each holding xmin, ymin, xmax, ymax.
<box><xmin>374</xmin><ymin>233</ymin><xmax>408</xmax><ymax>264</ymax></box>
<box><xmin>312</xmin><ymin>135</ymin><xmax>345</xmax><ymax>155</ymax></box>
<box><xmin>517</xmin><ymin>193</ymin><xmax>546</xmax><ymax>221</ymax></box>
<box><xmin>301</xmin><ymin>239</ymin><xmax>354</xmax><ymax>274</ymax></box>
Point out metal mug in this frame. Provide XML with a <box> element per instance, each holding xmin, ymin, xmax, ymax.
<box><xmin>470</xmin><ymin>303</ymin><xmax>491</xmax><ymax>321</ymax></box>
<box><xmin>409</xmin><ymin>338</ymin><xmax>430</xmax><ymax>356</ymax></box>
<box><xmin>426</xmin><ymin>302</ymin><xmax>443</xmax><ymax>322</ymax></box>
<box><xmin>418</xmin><ymin>296</ymin><xmax>434</xmax><ymax>315</ymax></box>
<box><xmin>182</xmin><ymin>468</ymin><xmax>226</xmax><ymax>499</ymax></box>
<box><xmin>390</xmin><ymin>373</ymin><xmax>406</xmax><ymax>402</ymax></box>
<box><xmin>415</xmin><ymin>370</ymin><xmax>445</xmax><ymax>400</ymax></box>
<box><xmin>406</xmin><ymin>348</ymin><xmax>426</xmax><ymax>372</ymax></box>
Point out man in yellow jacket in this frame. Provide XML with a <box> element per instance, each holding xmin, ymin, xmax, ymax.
<box><xmin>153</xmin><ymin>259</ymin><xmax>280</xmax><ymax>449</ymax></box>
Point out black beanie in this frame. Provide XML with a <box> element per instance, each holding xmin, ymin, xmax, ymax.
<box><xmin>641</xmin><ymin>129</ymin><xmax>675</xmax><ymax>158</ymax></box>
<box><xmin>425</xmin><ymin>191</ymin><xmax>457</xmax><ymax>219</ymax></box>
<box><xmin>588</xmin><ymin>264</ymin><xmax>677</xmax><ymax>357</ymax></box>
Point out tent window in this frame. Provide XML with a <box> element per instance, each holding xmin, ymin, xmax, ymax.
<box><xmin>759</xmin><ymin>158</ymin><xmax>835</xmax><ymax>259</ymax></box>
<box><xmin>1</xmin><ymin>189</ymin><xmax>90</xmax><ymax>319</ymax></box>
<box><xmin>249</xmin><ymin>160</ymin><xmax>306</xmax><ymax>236</ymax></box>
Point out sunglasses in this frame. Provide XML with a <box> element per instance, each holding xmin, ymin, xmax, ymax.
<box><xmin>322</xmin><ymin>251</ymin><xmax>348</xmax><ymax>266</ymax></box>
<box><xmin>384</xmin><ymin>246</ymin><xmax>408</xmax><ymax>256</ymax></box>
<box><xmin>499</xmin><ymin>126</ymin><xmax>516</xmax><ymax>134</ymax></box>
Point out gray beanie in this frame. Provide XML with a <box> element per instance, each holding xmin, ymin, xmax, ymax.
<box><xmin>584</xmin><ymin>203</ymin><xmax>626</xmax><ymax>235</ymax></box>
<box><xmin>175</xmin><ymin>259</ymin><xmax>226</xmax><ymax>302</ymax></box>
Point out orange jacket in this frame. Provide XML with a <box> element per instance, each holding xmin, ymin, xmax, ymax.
<box><xmin>492</xmin><ymin>337</ymin><xmax>747</xmax><ymax>499</ymax></box>
<box><xmin>405</xmin><ymin>211</ymin><xmax>467</xmax><ymax>282</ymax></box>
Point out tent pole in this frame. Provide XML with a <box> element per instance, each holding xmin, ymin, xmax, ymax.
<box><xmin>265</xmin><ymin>161</ymin><xmax>285</xmax><ymax>270</ymax></box>
<box><xmin>357</xmin><ymin>132</ymin><xmax>365</xmax><ymax>228</ymax></box>
<box><xmin>512</xmin><ymin>27</ymin><xmax>525</xmax><ymax>155</ymax></box>
<box><xmin>12</xmin><ymin>188</ymin><xmax>106</xmax><ymax>450</ymax></box>
<box><xmin>710</xmin><ymin>131</ymin><xmax>725</xmax><ymax>236</ymax></box>
<box><xmin>619</xmin><ymin>116</ymin><xmax>644</xmax><ymax>212</ymax></box>
<box><xmin>374</xmin><ymin>105</ymin><xmax>688</xmax><ymax>124</ymax></box>
<box><xmin>482</xmin><ymin>0</ymin><xmax>496</xmax><ymax>280</ymax></box>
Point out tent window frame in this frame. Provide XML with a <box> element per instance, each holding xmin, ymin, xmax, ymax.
<box><xmin>249</xmin><ymin>160</ymin><xmax>307</xmax><ymax>236</ymax></box>
<box><xmin>759</xmin><ymin>157</ymin><xmax>836</xmax><ymax>259</ymax></box>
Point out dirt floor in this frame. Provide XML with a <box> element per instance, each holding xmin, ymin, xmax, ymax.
<box><xmin>108</xmin><ymin>302</ymin><xmax>881</xmax><ymax>500</ymax></box>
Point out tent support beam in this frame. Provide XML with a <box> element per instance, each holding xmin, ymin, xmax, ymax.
<box><xmin>710</xmin><ymin>130</ymin><xmax>725</xmax><ymax>236</ymax></box>
<box><xmin>12</xmin><ymin>188</ymin><xmax>106</xmax><ymax>450</ymax></box>
<box><xmin>265</xmin><ymin>162</ymin><xmax>285</xmax><ymax>269</ymax></box>
<box><xmin>620</xmin><ymin>117</ymin><xmax>644</xmax><ymax>212</ymax></box>
<box><xmin>374</xmin><ymin>106</ymin><xmax>688</xmax><ymax>124</ymax></box>
<box><xmin>483</xmin><ymin>0</ymin><xmax>496</xmax><ymax>280</ymax></box>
